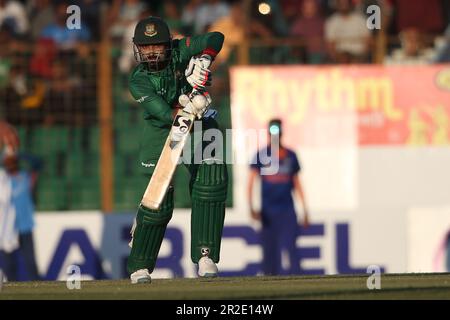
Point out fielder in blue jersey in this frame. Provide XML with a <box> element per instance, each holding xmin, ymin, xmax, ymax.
<box><xmin>0</xmin><ymin>152</ymin><xmax>41</xmax><ymax>281</ymax></box>
<box><xmin>248</xmin><ymin>119</ymin><xmax>310</xmax><ymax>275</ymax></box>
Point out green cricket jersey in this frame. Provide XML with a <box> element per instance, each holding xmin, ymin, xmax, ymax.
<box><xmin>128</xmin><ymin>32</ymin><xmax>224</xmax><ymax>173</ymax></box>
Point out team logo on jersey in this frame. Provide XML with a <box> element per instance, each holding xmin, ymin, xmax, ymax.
<box><xmin>144</xmin><ymin>24</ymin><xmax>157</xmax><ymax>37</ymax></box>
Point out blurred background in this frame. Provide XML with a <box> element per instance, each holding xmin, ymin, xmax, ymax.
<box><xmin>0</xmin><ymin>0</ymin><xmax>449</xmax><ymax>281</ymax></box>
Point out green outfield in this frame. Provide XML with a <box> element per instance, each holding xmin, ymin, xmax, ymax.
<box><xmin>1</xmin><ymin>273</ymin><xmax>449</xmax><ymax>300</ymax></box>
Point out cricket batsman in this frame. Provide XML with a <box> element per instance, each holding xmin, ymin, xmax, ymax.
<box><xmin>126</xmin><ymin>16</ymin><xmax>227</xmax><ymax>283</ymax></box>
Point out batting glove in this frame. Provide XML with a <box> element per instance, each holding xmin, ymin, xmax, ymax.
<box><xmin>185</xmin><ymin>55</ymin><xmax>212</xmax><ymax>90</ymax></box>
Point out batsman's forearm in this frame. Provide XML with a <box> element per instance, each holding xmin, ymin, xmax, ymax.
<box><xmin>202</xmin><ymin>32</ymin><xmax>224</xmax><ymax>58</ymax></box>
<box><xmin>184</xmin><ymin>32</ymin><xmax>225</xmax><ymax>59</ymax></box>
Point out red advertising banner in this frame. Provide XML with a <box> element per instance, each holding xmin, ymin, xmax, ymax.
<box><xmin>231</xmin><ymin>65</ymin><xmax>450</xmax><ymax>147</ymax></box>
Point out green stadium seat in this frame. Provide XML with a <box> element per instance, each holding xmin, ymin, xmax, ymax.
<box><xmin>115</xmin><ymin>127</ymin><xmax>141</xmax><ymax>153</ymax></box>
<box><xmin>16</xmin><ymin>126</ymin><xmax>29</xmax><ymax>150</ymax></box>
<box><xmin>69</xmin><ymin>178</ymin><xmax>101</xmax><ymax>210</ymax></box>
<box><xmin>69</xmin><ymin>126</ymin><xmax>100</xmax><ymax>153</ymax></box>
<box><xmin>113</xmin><ymin>154</ymin><xmax>125</xmax><ymax>175</ymax></box>
<box><xmin>67</xmin><ymin>126</ymin><xmax>100</xmax><ymax>153</ymax></box>
<box><xmin>39</xmin><ymin>154</ymin><xmax>64</xmax><ymax>177</ymax></box>
<box><xmin>113</xmin><ymin>109</ymin><xmax>136</xmax><ymax>128</ymax></box>
<box><xmin>35</xmin><ymin>178</ymin><xmax>69</xmax><ymax>211</ymax></box>
<box><xmin>30</xmin><ymin>127</ymin><xmax>69</xmax><ymax>156</ymax></box>
<box><xmin>88</xmin><ymin>126</ymin><xmax>100</xmax><ymax>152</ymax></box>
<box><xmin>114</xmin><ymin>153</ymin><xmax>139</xmax><ymax>180</ymax></box>
<box><xmin>66</xmin><ymin>153</ymin><xmax>84</xmax><ymax>178</ymax></box>
<box><xmin>69</xmin><ymin>127</ymin><xmax>89</xmax><ymax>152</ymax></box>
<box><xmin>114</xmin><ymin>178</ymin><xmax>143</xmax><ymax>211</ymax></box>
<box><xmin>66</xmin><ymin>153</ymin><xmax>99</xmax><ymax>178</ymax></box>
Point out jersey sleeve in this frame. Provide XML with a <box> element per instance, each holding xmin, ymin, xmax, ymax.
<box><xmin>129</xmin><ymin>74</ymin><xmax>174</xmax><ymax>127</ymax></box>
<box><xmin>291</xmin><ymin>152</ymin><xmax>301</xmax><ymax>174</ymax></box>
<box><xmin>179</xmin><ymin>31</ymin><xmax>225</xmax><ymax>62</ymax></box>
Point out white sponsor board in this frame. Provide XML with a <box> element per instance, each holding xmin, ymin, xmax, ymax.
<box><xmin>27</xmin><ymin>146</ymin><xmax>450</xmax><ymax>280</ymax></box>
<box><xmin>407</xmin><ymin>207</ymin><xmax>450</xmax><ymax>273</ymax></box>
<box><xmin>31</xmin><ymin>209</ymin><xmax>393</xmax><ymax>280</ymax></box>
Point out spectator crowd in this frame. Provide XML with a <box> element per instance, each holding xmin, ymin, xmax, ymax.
<box><xmin>1</xmin><ymin>0</ymin><xmax>450</xmax><ymax>126</ymax></box>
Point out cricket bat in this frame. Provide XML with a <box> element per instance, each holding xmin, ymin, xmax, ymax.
<box><xmin>141</xmin><ymin>93</ymin><xmax>204</xmax><ymax>210</ymax></box>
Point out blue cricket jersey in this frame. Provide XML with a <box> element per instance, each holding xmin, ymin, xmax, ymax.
<box><xmin>10</xmin><ymin>171</ymin><xmax>35</xmax><ymax>233</ymax></box>
<box><xmin>251</xmin><ymin>146</ymin><xmax>301</xmax><ymax>215</ymax></box>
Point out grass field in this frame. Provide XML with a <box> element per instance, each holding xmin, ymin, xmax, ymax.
<box><xmin>1</xmin><ymin>273</ymin><xmax>449</xmax><ymax>300</ymax></box>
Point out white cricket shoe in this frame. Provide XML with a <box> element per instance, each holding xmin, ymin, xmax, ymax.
<box><xmin>130</xmin><ymin>269</ymin><xmax>151</xmax><ymax>284</ymax></box>
<box><xmin>198</xmin><ymin>256</ymin><xmax>218</xmax><ymax>278</ymax></box>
